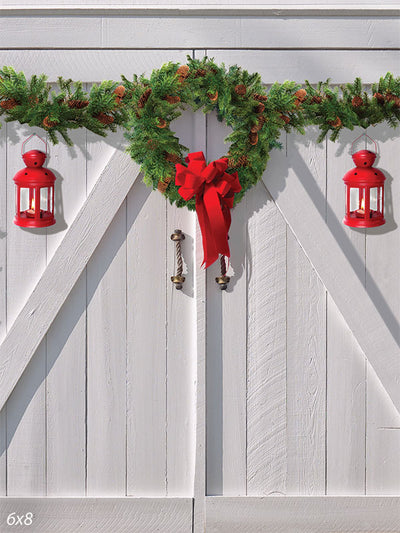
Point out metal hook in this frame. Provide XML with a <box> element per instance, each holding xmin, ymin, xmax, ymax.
<box><xmin>22</xmin><ymin>133</ymin><xmax>48</xmax><ymax>157</ymax></box>
<box><xmin>351</xmin><ymin>133</ymin><xmax>379</xmax><ymax>156</ymax></box>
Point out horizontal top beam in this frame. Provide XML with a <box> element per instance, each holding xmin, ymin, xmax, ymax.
<box><xmin>0</xmin><ymin>5</ymin><xmax>399</xmax><ymax>16</ymax></box>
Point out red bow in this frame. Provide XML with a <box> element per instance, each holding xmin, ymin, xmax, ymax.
<box><xmin>175</xmin><ymin>152</ymin><xmax>241</xmax><ymax>268</ymax></box>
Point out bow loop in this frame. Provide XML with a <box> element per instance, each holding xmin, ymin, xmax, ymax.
<box><xmin>175</xmin><ymin>151</ymin><xmax>241</xmax><ymax>267</ymax></box>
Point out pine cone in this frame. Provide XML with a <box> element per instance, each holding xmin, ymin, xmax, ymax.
<box><xmin>113</xmin><ymin>85</ymin><xmax>126</xmax><ymax>99</ymax></box>
<box><xmin>194</xmin><ymin>69</ymin><xmax>207</xmax><ymax>78</ymax></box>
<box><xmin>208</xmin><ymin>90</ymin><xmax>218</xmax><ymax>102</ymax></box>
<box><xmin>176</xmin><ymin>65</ymin><xmax>190</xmax><ymax>78</ymax></box>
<box><xmin>294</xmin><ymin>99</ymin><xmax>302</xmax><ymax>108</ymax></box>
<box><xmin>373</xmin><ymin>92</ymin><xmax>385</xmax><ymax>104</ymax></box>
<box><xmin>0</xmin><ymin>98</ymin><xmax>18</xmax><ymax>110</ymax></box>
<box><xmin>228</xmin><ymin>155</ymin><xmax>249</xmax><ymax>168</ymax></box>
<box><xmin>352</xmin><ymin>96</ymin><xmax>363</xmax><ymax>107</ymax></box>
<box><xmin>235</xmin><ymin>84</ymin><xmax>246</xmax><ymax>96</ymax></box>
<box><xmin>311</xmin><ymin>95</ymin><xmax>322</xmax><ymax>104</ymax></box>
<box><xmin>164</xmin><ymin>95</ymin><xmax>181</xmax><ymax>104</ymax></box>
<box><xmin>329</xmin><ymin>117</ymin><xmax>342</xmax><ymax>128</ymax></box>
<box><xmin>250</xmin><ymin>116</ymin><xmax>265</xmax><ymax>133</ymax></box>
<box><xmin>249</xmin><ymin>132</ymin><xmax>258</xmax><ymax>146</ymax></box>
<box><xmin>67</xmin><ymin>99</ymin><xmax>89</xmax><ymax>109</ymax></box>
<box><xmin>157</xmin><ymin>118</ymin><xmax>167</xmax><ymax>128</ymax></box>
<box><xmin>138</xmin><ymin>87</ymin><xmax>152</xmax><ymax>108</ymax></box>
<box><xmin>295</xmin><ymin>89</ymin><xmax>307</xmax><ymax>102</ymax></box>
<box><xmin>165</xmin><ymin>152</ymin><xmax>182</xmax><ymax>164</ymax></box>
<box><xmin>28</xmin><ymin>96</ymin><xmax>39</xmax><ymax>105</ymax></box>
<box><xmin>280</xmin><ymin>114</ymin><xmax>290</xmax><ymax>124</ymax></box>
<box><xmin>253</xmin><ymin>93</ymin><xmax>268</xmax><ymax>102</ymax></box>
<box><xmin>95</xmin><ymin>113</ymin><xmax>114</xmax><ymax>125</ymax></box>
<box><xmin>157</xmin><ymin>175</ymin><xmax>172</xmax><ymax>193</ymax></box>
<box><xmin>385</xmin><ymin>93</ymin><xmax>400</xmax><ymax>107</ymax></box>
<box><xmin>43</xmin><ymin>116</ymin><xmax>59</xmax><ymax>128</ymax></box>
<box><xmin>255</xmin><ymin>103</ymin><xmax>265</xmax><ymax>113</ymax></box>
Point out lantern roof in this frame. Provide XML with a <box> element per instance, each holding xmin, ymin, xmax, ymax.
<box><xmin>13</xmin><ymin>165</ymin><xmax>56</xmax><ymax>187</ymax></box>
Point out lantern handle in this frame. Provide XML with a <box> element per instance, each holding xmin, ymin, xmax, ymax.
<box><xmin>21</xmin><ymin>133</ymin><xmax>48</xmax><ymax>157</ymax></box>
<box><xmin>351</xmin><ymin>133</ymin><xmax>379</xmax><ymax>156</ymax></box>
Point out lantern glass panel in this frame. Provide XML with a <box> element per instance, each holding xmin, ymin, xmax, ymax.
<box><xmin>349</xmin><ymin>187</ymin><xmax>362</xmax><ymax>212</ymax></box>
<box><xmin>369</xmin><ymin>187</ymin><xmax>378</xmax><ymax>212</ymax></box>
<box><xmin>40</xmin><ymin>187</ymin><xmax>49</xmax><ymax>211</ymax></box>
<box><xmin>18</xmin><ymin>187</ymin><xmax>31</xmax><ymax>212</ymax></box>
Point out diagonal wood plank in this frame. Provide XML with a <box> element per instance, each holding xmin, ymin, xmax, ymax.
<box><xmin>0</xmin><ymin>149</ymin><xmax>141</xmax><ymax>411</ymax></box>
<box><xmin>262</xmin><ymin>151</ymin><xmax>400</xmax><ymax>414</ymax></box>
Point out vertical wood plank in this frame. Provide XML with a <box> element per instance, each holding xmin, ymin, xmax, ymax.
<box><xmin>126</xmin><ymin>182</ymin><xmax>167</xmax><ymax>497</ymax></box>
<box><xmin>166</xmin><ymin>109</ymin><xmax>197</xmax><ymax>497</ymax></box>
<box><xmin>247</xmin><ymin>181</ymin><xmax>287</xmax><ymax>496</ymax></box>
<box><xmin>86</xmin><ymin>193</ymin><xmax>127</xmax><ymax>496</ymax></box>
<box><xmin>326</xmin><ymin>295</ymin><xmax>366</xmax><ymax>494</ymax></box>
<box><xmin>46</xmin><ymin>129</ymin><xmax>87</xmax><ymax>496</ymax></box>
<box><xmin>285</xmin><ymin>129</ymin><xmax>326</xmax><ymax>495</ymax></box>
<box><xmin>205</xmin><ymin>111</ymin><xmax>247</xmax><ymax>496</ymax></box>
<box><xmin>366</xmin><ymin>124</ymin><xmax>400</xmax><ymax>495</ymax></box>
<box><xmin>0</xmin><ymin>120</ymin><xmax>7</xmax><ymax>495</ymax></box>
<box><xmin>326</xmin><ymin>127</ymin><xmax>366</xmax><ymax>495</ymax></box>
<box><xmin>286</xmin><ymin>229</ymin><xmax>326</xmax><ymax>495</ymax></box>
<box><xmin>6</xmin><ymin>124</ymin><xmax>46</xmax><ymax>496</ymax></box>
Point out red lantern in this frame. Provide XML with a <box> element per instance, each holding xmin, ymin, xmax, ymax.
<box><xmin>13</xmin><ymin>134</ymin><xmax>56</xmax><ymax>228</ymax></box>
<box><xmin>343</xmin><ymin>135</ymin><xmax>385</xmax><ymax>228</ymax></box>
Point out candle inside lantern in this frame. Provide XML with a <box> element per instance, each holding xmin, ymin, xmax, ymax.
<box><xmin>355</xmin><ymin>198</ymin><xmax>365</xmax><ymax>217</ymax></box>
<box><xmin>26</xmin><ymin>198</ymin><xmax>35</xmax><ymax>217</ymax></box>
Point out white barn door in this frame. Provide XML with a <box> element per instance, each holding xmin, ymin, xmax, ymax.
<box><xmin>0</xmin><ymin>32</ymin><xmax>399</xmax><ymax>533</ymax></box>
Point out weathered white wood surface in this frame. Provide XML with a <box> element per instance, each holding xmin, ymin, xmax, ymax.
<box><xmin>206</xmin><ymin>496</ymin><xmax>400</xmax><ymax>533</ymax></box>
<box><xmin>0</xmin><ymin>498</ymin><xmax>193</xmax><ymax>533</ymax></box>
<box><xmin>0</xmin><ymin>149</ymin><xmax>140</xmax><ymax>412</ymax></box>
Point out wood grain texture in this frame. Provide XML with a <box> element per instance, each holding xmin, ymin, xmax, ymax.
<box><xmin>207</xmin><ymin>50</ymin><xmax>400</xmax><ymax>83</ymax></box>
<box><xmin>247</xmin><ymin>182</ymin><xmax>287</xmax><ymax>496</ymax></box>
<box><xmin>87</xmin><ymin>203</ymin><xmax>127</xmax><ymax>496</ymax></box>
<box><xmin>262</xmin><ymin>137</ymin><xmax>400</xmax><ymax>415</ymax></box>
<box><xmin>0</xmin><ymin>51</ymin><xmax>193</xmax><ymax>82</ymax></box>
<box><xmin>0</xmin><ymin>497</ymin><xmax>193</xmax><ymax>533</ymax></box>
<box><xmin>365</xmin><ymin>124</ymin><xmax>400</xmax><ymax>495</ymax></box>
<box><xmin>205</xmin><ymin>496</ymin><xmax>400</xmax><ymax>533</ymax></box>
<box><xmin>166</xmin><ymin>108</ymin><xmax>197</xmax><ymax>497</ymax></box>
<box><xmin>286</xmin><ymin>230</ymin><xmax>326</xmax><ymax>495</ymax></box>
<box><xmin>46</xmin><ymin>128</ymin><xmax>87</xmax><ymax>497</ymax></box>
<box><xmin>326</xmin><ymin>127</ymin><xmax>367</xmax><ymax>496</ymax></box>
<box><xmin>126</xmin><ymin>183</ymin><xmax>167</xmax><ymax>497</ymax></box>
<box><xmin>5</xmin><ymin>124</ymin><xmax>47</xmax><ymax>497</ymax></box>
<box><xmin>0</xmin><ymin>150</ymin><xmax>141</xmax><ymax>412</ymax></box>
<box><xmin>326</xmin><ymin>295</ymin><xmax>366</xmax><ymax>495</ymax></box>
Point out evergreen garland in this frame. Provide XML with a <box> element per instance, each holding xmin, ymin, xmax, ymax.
<box><xmin>0</xmin><ymin>58</ymin><xmax>399</xmax><ymax>209</ymax></box>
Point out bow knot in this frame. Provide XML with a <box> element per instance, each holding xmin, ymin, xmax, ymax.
<box><xmin>175</xmin><ymin>152</ymin><xmax>241</xmax><ymax>268</ymax></box>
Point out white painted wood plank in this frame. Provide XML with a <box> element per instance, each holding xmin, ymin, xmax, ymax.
<box><xmin>205</xmin><ymin>496</ymin><xmax>400</xmax><ymax>533</ymax></box>
<box><xmin>46</xmin><ymin>274</ymin><xmax>86</xmax><ymax>496</ymax></box>
<box><xmin>0</xmin><ymin>498</ymin><xmax>193</xmax><ymax>533</ymax></box>
<box><xmin>286</xmin><ymin>229</ymin><xmax>326</xmax><ymax>495</ymax></box>
<box><xmin>126</xmin><ymin>182</ymin><xmax>167</xmax><ymax>497</ymax></box>
<box><xmin>0</xmin><ymin>120</ymin><xmax>6</xmax><ymax>496</ymax></box>
<box><xmin>0</xmin><ymin>17</ymin><xmax>102</xmax><ymax>48</ymax></box>
<box><xmin>192</xmin><ymin>48</ymin><xmax>207</xmax><ymax>530</ymax></box>
<box><xmin>0</xmin><ymin>149</ymin><xmax>141</xmax><ymax>412</ymax></box>
<box><xmin>326</xmin><ymin>295</ymin><xmax>366</xmax><ymax>495</ymax></box>
<box><xmin>326</xmin><ymin>127</ymin><xmax>366</xmax><ymax>496</ymax></box>
<box><xmin>207</xmin><ymin>111</ymin><xmax>247</xmax><ymax>496</ymax></box>
<box><xmin>165</xmin><ymin>109</ymin><xmax>197</xmax><ymax>498</ymax></box>
<box><xmin>262</xmin><ymin>141</ymin><xmax>400</xmax><ymax>415</ymax></box>
<box><xmin>87</xmin><ymin>202</ymin><xmax>127</xmax><ymax>496</ymax></box>
<box><xmin>247</xmin><ymin>181</ymin><xmax>287</xmax><ymax>496</ymax></box>
<box><xmin>45</xmin><ymin>128</ymin><xmax>87</xmax><ymax>497</ymax></box>
<box><xmin>102</xmin><ymin>17</ymin><xmax>400</xmax><ymax>49</ymax></box>
<box><xmin>5</xmin><ymin>124</ymin><xmax>47</xmax><ymax>497</ymax></box>
<box><xmin>366</xmin><ymin>123</ymin><xmax>400</xmax><ymax>495</ymax></box>
<box><xmin>207</xmin><ymin>51</ymin><xmax>400</xmax><ymax>84</ymax></box>
<box><xmin>0</xmin><ymin>51</ymin><xmax>193</xmax><ymax>82</ymax></box>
